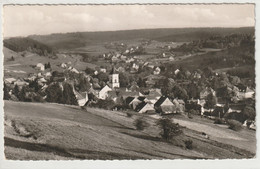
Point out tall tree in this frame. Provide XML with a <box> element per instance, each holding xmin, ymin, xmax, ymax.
<box><xmin>205</xmin><ymin>92</ymin><xmax>217</xmax><ymax>110</ymax></box>
<box><xmin>3</xmin><ymin>83</ymin><xmax>11</xmax><ymax>100</ymax></box>
<box><xmin>62</xmin><ymin>83</ymin><xmax>78</xmax><ymax>105</ymax></box>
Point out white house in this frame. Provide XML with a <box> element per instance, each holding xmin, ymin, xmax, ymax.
<box><xmin>98</xmin><ymin>85</ymin><xmax>112</xmax><ymax>100</ymax></box>
<box><xmin>245</xmin><ymin>87</ymin><xmax>255</xmax><ymax>99</ymax></box>
<box><xmin>36</xmin><ymin>63</ymin><xmax>45</xmax><ymax>71</ymax></box>
<box><xmin>70</xmin><ymin>67</ymin><xmax>79</xmax><ymax>74</ymax></box>
<box><xmin>100</xmin><ymin>68</ymin><xmax>106</xmax><ymax>73</ymax></box>
<box><xmin>174</xmin><ymin>69</ymin><xmax>180</xmax><ymax>75</ymax></box>
<box><xmin>153</xmin><ymin>67</ymin><xmax>161</xmax><ymax>75</ymax></box>
<box><xmin>74</xmin><ymin>91</ymin><xmax>89</xmax><ymax>106</ymax></box>
<box><xmin>45</xmin><ymin>72</ymin><xmax>52</xmax><ymax>77</ymax></box>
<box><xmin>61</xmin><ymin>63</ymin><xmax>67</xmax><ymax>68</ymax></box>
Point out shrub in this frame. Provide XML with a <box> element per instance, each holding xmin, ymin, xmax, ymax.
<box><xmin>227</xmin><ymin>120</ymin><xmax>242</xmax><ymax>131</ymax></box>
<box><xmin>190</xmin><ymin>109</ymin><xmax>199</xmax><ymax>115</ymax></box>
<box><xmin>133</xmin><ymin>118</ymin><xmax>149</xmax><ymax>131</ymax></box>
<box><xmin>156</xmin><ymin>118</ymin><xmax>182</xmax><ymax>141</ymax></box>
<box><xmin>126</xmin><ymin>112</ymin><xmax>133</xmax><ymax>118</ymax></box>
<box><xmin>214</xmin><ymin>118</ymin><xmax>225</xmax><ymax>124</ymax></box>
<box><xmin>184</xmin><ymin>139</ymin><xmax>193</xmax><ymax>149</ymax></box>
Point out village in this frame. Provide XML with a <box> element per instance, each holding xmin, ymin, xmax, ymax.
<box><xmin>3</xmin><ymin>42</ymin><xmax>256</xmax><ymax>131</ymax></box>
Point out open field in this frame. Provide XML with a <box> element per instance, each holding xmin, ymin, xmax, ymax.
<box><xmin>4</xmin><ymin>101</ymin><xmax>255</xmax><ymax>160</ymax></box>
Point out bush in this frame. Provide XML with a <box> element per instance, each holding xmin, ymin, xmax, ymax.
<box><xmin>156</xmin><ymin>118</ymin><xmax>182</xmax><ymax>141</ymax></box>
<box><xmin>126</xmin><ymin>112</ymin><xmax>133</xmax><ymax>118</ymax></box>
<box><xmin>184</xmin><ymin>139</ymin><xmax>193</xmax><ymax>149</ymax></box>
<box><xmin>133</xmin><ymin>118</ymin><xmax>149</xmax><ymax>131</ymax></box>
<box><xmin>227</xmin><ymin>120</ymin><xmax>242</xmax><ymax>131</ymax></box>
<box><xmin>214</xmin><ymin>118</ymin><xmax>225</xmax><ymax>124</ymax></box>
<box><xmin>190</xmin><ymin>109</ymin><xmax>199</xmax><ymax>115</ymax></box>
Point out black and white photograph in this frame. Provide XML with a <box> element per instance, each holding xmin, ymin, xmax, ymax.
<box><xmin>1</xmin><ymin>3</ymin><xmax>257</xmax><ymax>162</ymax></box>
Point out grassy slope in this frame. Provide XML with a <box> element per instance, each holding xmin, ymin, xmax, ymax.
<box><xmin>4</xmin><ymin>101</ymin><xmax>255</xmax><ymax>160</ymax></box>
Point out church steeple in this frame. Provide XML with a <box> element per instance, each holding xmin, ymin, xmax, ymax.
<box><xmin>109</xmin><ymin>67</ymin><xmax>120</xmax><ymax>88</ymax></box>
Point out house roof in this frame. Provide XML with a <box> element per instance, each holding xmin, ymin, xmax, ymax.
<box><xmin>154</xmin><ymin>96</ymin><xmax>168</xmax><ymax>107</ymax></box>
<box><xmin>137</xmin><ymin>96</ymin><xmax>146</xmax><ymax>101</ymax></box>
<box><xmin>74</xmin><ymin>91</ymin><xmax>86</xmax><ymax>100</ymax></box>
<box><xmin>135</xmin><ymin>101</ymin><xmax>147</xmax><ymax>112</ymax></box>
<box><xmin>125</xmin><ymin>96</ymin><xmax>135</xmax><ymax>105</ymax></box>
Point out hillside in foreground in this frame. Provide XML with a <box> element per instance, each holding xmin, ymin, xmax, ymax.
<box><xmin>4</xmin><ymin>101</ymin><xmax>255</xmax><ymax>160</ymax></box>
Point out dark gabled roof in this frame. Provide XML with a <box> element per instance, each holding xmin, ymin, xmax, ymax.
<box><xmin>135</xmin><ymin>101</ymin><xmax>147</xmax><ymax>112</ymax></box>
<box><xmin>125</xmin><ymin>96</ymin><xmax>135</xmax><ymax>105</ymax></box>
<box><xmin>137</xmin><ymin>96</ymin><xmax>146</xmax><ymax>101</ymax></box>
<box><xmin>154</xmin><ymin>96</ymin><xmax>167</xmax><ymax>107</ymax></box>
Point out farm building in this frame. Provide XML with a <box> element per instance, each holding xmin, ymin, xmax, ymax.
<box><xmin>154</xmin><ymin>96</ymin><xmax>175</xmax><ymax>114</ymax></box>
<box><xmin>135</xmin><ymin>101</ymin><xmax>155</xmax><ymax>114</ymax></box>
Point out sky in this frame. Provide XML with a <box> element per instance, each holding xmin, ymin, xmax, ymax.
<box><xmin>3</xmin><ymin>4</ymin><xmax>255</xmax><ymax>37</ymax></box>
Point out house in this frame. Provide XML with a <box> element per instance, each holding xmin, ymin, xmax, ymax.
<box><xmin>129</xmin><ymin>97</ymin><xmax>142</xmax><ymax>110</ymax></box>
<box><xmin>45</xmin><ymin>72</ymin><xmax>52</xmax><ymax>77</ymax></box>
<box><xmin>61</xmin><ymin>63</ymin><xmax>67</xmax><ymax>68</ymax></box>
<box><xmin>226</xmin><ymin>104</ymin><xmax>244</xmax><ymax>113</ymax></box>
<box><xmin>135</xmin><ymin>101</ymin><xmax>155</xmax><ymax>114</ymax></box>
<box><xmin>98</xmin><ymin>85</ymin><xmax>112</xmax><ymax>100</ymax></box>
<box><xmin>4</xmin><ymin>78</ymin><xmax>16</xmax><ymax>84</ymax></box>
<box><xmin>70</xmin><ymin>68</ymin><xmax>79</xmax><ymax>74</ymax></box>
<box><xmin>36</xmin><ymin>63</ymin><xmax>45</xmax><ymax>71</ymax></box>
<box><xmin>174</xmin><ymin>69</ymin><xmax>180</xmax><ymax>75</ymax></box>
<box><xmin>74</xmin><ymin>91</ymin><xmax>89</xmax><ymax>106</ymax></box>
<box><xmin>125</xmin><ymin>96</ymin><xmax>135</xmax><ymax>105</ymax></box>
<box><xmin>169</xmin><ymin>56</ymin><xmax>175</xmax><ymax>61</ymax></box>
<box><xmin>153</xmin><ymin>67</ymin><xmax>161</xmax><ymax>75</ymax></box>
<box><xmin>100</xmin><ymin>68</ymin><xmax>106</xmax><ymax>73</ymax></box>
<box><xmin>14</xmin><ymin>79</ymin><xmax>29</xmax><ymax>87</ymax></box>
<box><xmin>245</xmin><ymin>87</ymin><xmax>255</xmax><ymax>99</ymax></box>
<box><xmin>154</xmin><ymin>96</ymin><xmax>175</xmax><ymax>114</ymax></box>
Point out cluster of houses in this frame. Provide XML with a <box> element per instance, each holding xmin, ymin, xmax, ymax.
<box><xmin>4</xmin><ymin>59</ymin><xmax>256</xmax><ymax>122</ymax></box>
<box><xmin>75</xmin><ymin>69</ymin><xmax>186</xmax><ymax>114</ymax></box>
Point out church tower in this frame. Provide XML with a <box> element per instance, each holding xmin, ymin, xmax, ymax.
<box><xmin>109</xmin><ymin>67</ymin><xmax>120</xmax><ymax>88</ymax></box>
